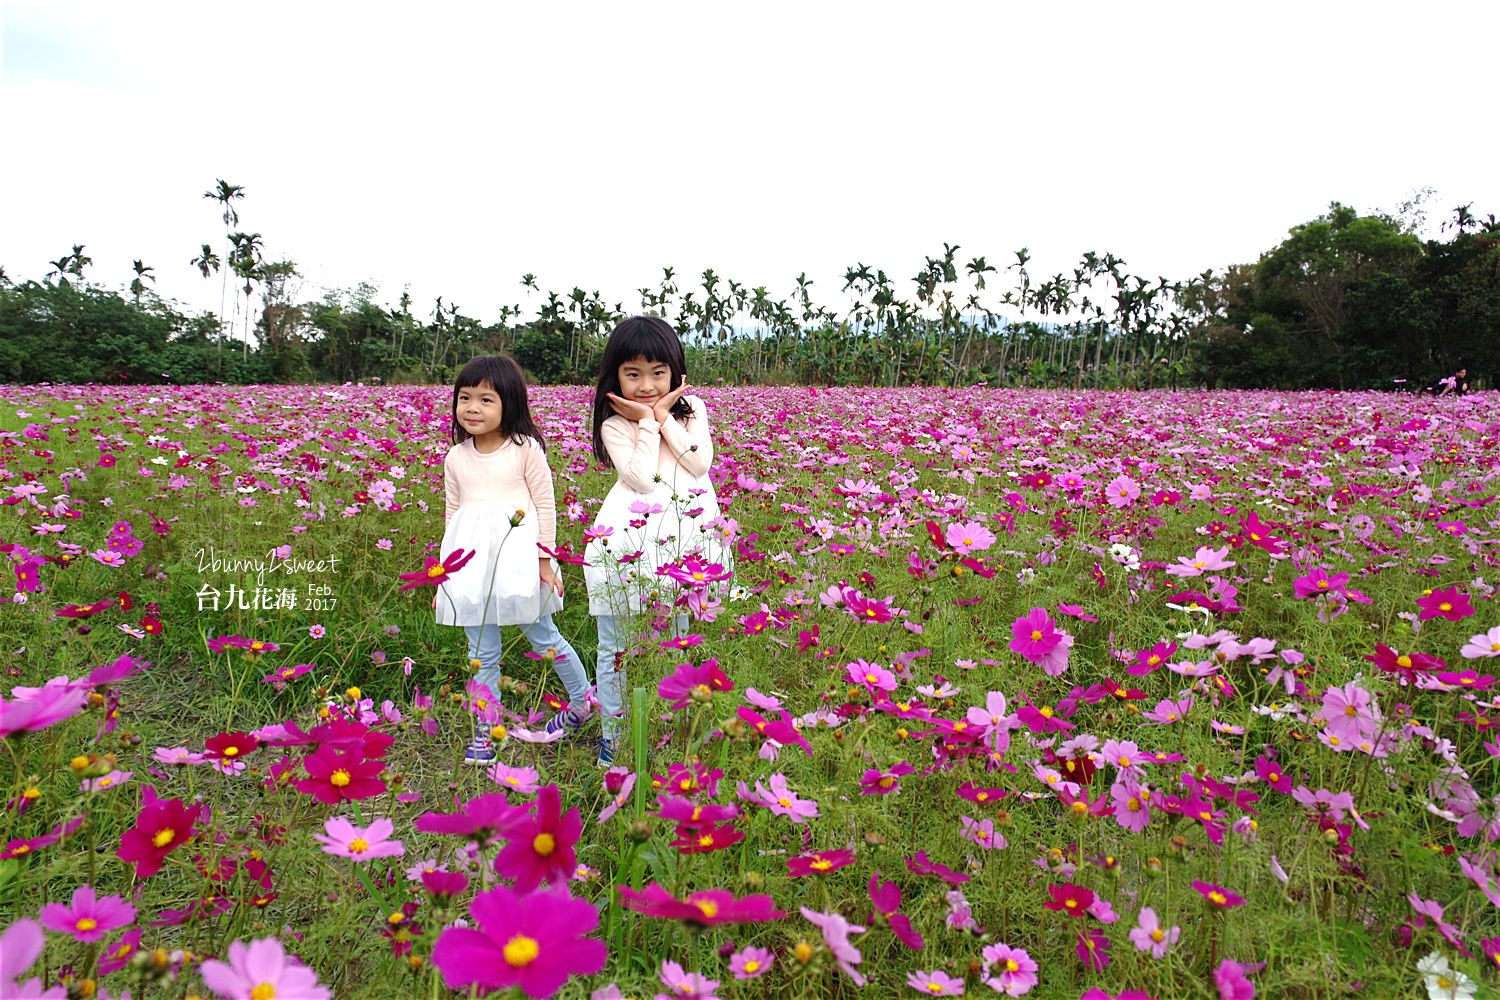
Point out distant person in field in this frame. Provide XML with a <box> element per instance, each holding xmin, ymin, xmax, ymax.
<box><xmin>434</xmin><ymin>353</ymin><xmax>592</xmax><ymax>765</ymax></box>
<box><xmin>1431</xmin><ymin>368</ymin><xmax>1469</xmax><ymax>397</ymax></box>
<box><xmin>583</xmin><ymin>316</ymin><xmax>732</xmax><ymax>768</ymax></box>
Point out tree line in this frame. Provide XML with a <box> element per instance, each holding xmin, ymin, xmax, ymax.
<box><xmin>1</xmin><ymin>184</ymin><xmax>1495</xmax><ymax>389</ymax></box>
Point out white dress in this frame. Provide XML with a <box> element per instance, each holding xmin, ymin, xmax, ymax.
<box><xmin>583</xmin><ymin>396</ymin><xmax>732</xmax><ymax>617</ymax></box>
<box><xmin>436</xmin><ymin>437</ymin><xmax>563</xmax><ymax>627</ymax></box>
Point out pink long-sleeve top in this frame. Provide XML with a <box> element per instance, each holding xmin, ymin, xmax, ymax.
<box><xmin>599</xmin><ymin>395</ymin><xmax>714</xmax><ymax>495</ymax></box>
<box><xmin>442</xmin><ymin>436</ymin><xmax>557</xmax><ymax>549</ymax></box>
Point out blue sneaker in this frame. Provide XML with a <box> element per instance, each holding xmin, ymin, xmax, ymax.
<box><xmin>595</xmin><ymin>738</ymin><xmax>614</xmax><ymax>768</ymax></box>
<box><xmin>545</xmin><ymin>708</ymin><xmax>586</xmax><ymax>738</ymax></box>
<box><xmin>463</xmin><ymin>723</ymin><xmax>496</xmax><ymax>766</ymax></box>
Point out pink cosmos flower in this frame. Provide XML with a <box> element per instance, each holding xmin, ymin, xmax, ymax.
<box><xmin>945</xmin><ymin>520</ymin><xmax>996</xmax><ymax>555</ymax></box>
<box><xmin>1</xmin><ymin>918</ymin><xmax>66</xmax><ymax>998</ymax></box>
<box><xmin>489</xmin><ymin>764</ymin><xmax>542</xmax><ymax>795</ymax></box>
<box><xmin>1418</xmin><ymin>587</ymin><xmax>1475</xmax><ymax>621</ymax></box>
<box><xmin>0</xmin><ymin>676</ymin><xmax>89</xmax><ymax>737</ymax></box>
<box><xmin>292</xmin><ymin>747</ymin><xmax>386</xmax><ymax>805</ymax></box>
<box><xmin>431</xmin><ymin>885</ymin><xmax>606</xmax><ymax>999</ymax></box>
<box><xmin>1110</xmin><ymin>776</ymin><xmax>1154</xmax><ymax>833</ymax></box>
<box><xmin>1010</xmin><ymin>607</ymin><xmax>1061</xmax><ymax>661</ymax></box>
<box><xmin>1292</xmin><ymin>565</ymin><xmax>1350</xmax><ymax>599</ymax></box>
<box><xmin>739</xmin><ymin>773</ymin><xmax>820</xmax><ymax>823</ymax></box>
<box><xmin>657</xmin><ymin>960</ymin><xmax>719</xmax><ymax>1000</ymax></box>
<box><xmin>1167</xmin><ymin>546</ymin><xmax>1236</xmax><ymax>578</ymax></box>
<box><xmin>981</xmin><ymin>941</ymin><xmax>1037</xmax><ymax>996</ymax></box>
<box><xmin>800</xmin><ymin>907</ymin><xmax>866</xmax><ymax>986</ymax></box>
<box><xmin>847</xmin><ymin>659</ymin><xmax>899</xmax><ymax>694</ymax></box>
<box><xmin>1127</xmin><ymin>906</ymin><xmax>1179</xmax><ymax>958</ymax></box>
<box><xmin>907</xmin><ymin>969</ymin><xmax>965</xmax><ymax>995</ymax></box>
<box><xmin>39</xmin><ymin>885</ymin><xmax>136</xmax><ymax>943</ymax></box>
<box><xmin>728</xmin><ymin>946</ymin><xmax>774</xmax><ymax>980</ymax></box>
<box><xmin>198</xmin><ymin>936</ymin><xmax>330</xmax><ymax>1000</ymax></box>
<box><xmin>617</xmin><ymin>882</ymin><xmax>785</xmax><ymax>925</ymax></box>
<box><xmin>313</xmin><ymin>816</ymin><xmax>405</xmax><ymax>861</ymax></box>
<box><xmin>906</xmin><ymin>850</ymin><xmax>971</xmax><ymax>884</ymax></box>
<box><xmin>1037</xmin><ymin>631</ymin><xmax>1074</xmax><ymax>677</ymax></box>
<box><xmin>1105</xmin><ymin>475</ymin><xmax>1140</xmax><ymax>508</ymax></box>
<box><xmin>1213</xmin><ymin>959</ymin><xmax>1256</xmax><ymax>1000</ymax></box>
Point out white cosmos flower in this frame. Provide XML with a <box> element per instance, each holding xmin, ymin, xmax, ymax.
<box><xmin>1418</xmin><ymin>952</ymin><xmax>1476</xmax><ymax>1000</ymax></box>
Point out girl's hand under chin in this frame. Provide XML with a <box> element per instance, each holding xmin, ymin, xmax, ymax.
<box><xmin>606</xmin><ymin>393</ymin><xmax>655</xmax><ymax>422</ymax></box>
<box><xmin>651</xmin><ymin>378</ymin><xmax>689</xmax><ymax>424</ymax></box>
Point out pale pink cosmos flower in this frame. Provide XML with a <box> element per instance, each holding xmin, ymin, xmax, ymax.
<box><xmin>39</xmin><ymin>885</ymin><xmax>137</xmax><ymax>943</ymax></box>
<box><xmin>199</xmin><ymin>936</ymin><xmax>330</xmax><ymax>1000</ymax></box>
<box><xmin>1105</xmin><ymin>475</ymin><xmax>1140</xmax><ymax>509</ymax></box>
<box><xmin>1166</xmin><ymin>545</ymin><xmax>1236</xmax><ymax>578</ymax></box>
<box><xmin>799</xmin><ymin>906</ymin><xmax>866</xmax><ymax>986</ymax></box>
<box><xmin>980</xmin><ymin>941</ymin><xmax>1037</xmax><ymax>996</ymax></box>
<box><xmin>728</xmin><ymin>946</ymin><xmax>774</xmax><ymax>980</ymax></box>
<box><xmin>657</xmin><ymin>960</ymin><xmax>719</xmax><ymax>1000</ymax></box>
<box><xmin>1461</xmin><ymin>626</ymin><xmax>1500</xmax><ymax>659</ymax></box>
<box><xmin>487</xmin><ymin>763</ymin><xmax>540</xmax><ymax>795</ymax></box>
<box><xmin>1126</xmin><ymin>906</ymin><xmax>1179</xmax><ymax>958</ymax></box>
<box><xmin>313</xmin><ymin>816</ymin><xmax>404</xmax><ymax>861</ymax></box>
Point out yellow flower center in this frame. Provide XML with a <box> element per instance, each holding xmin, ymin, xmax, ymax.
<box><xmin>1345</xmin><ymin>705</ymin><xmax>1357</xmax><ymax>717</ymax></box>
<box><xmin>810</xmin><ymin>858</ymin><xmax>833</xmax><ymax>871</ymax></box>
<box><xmin>1064</xmin><ymin>899</ymin><xmax>1078</xmax><ymax>909</ymax></box>
<box><xmin>1030</xmin><ymin>629</ymin><xmax>1043</xmax><ymax>641</ymax></box>
<box><xmin>152</xmin><ymin>828</ymin><xmax>175</xmax><ymax>848</ymax></box>
<box><xmin>76</xmin><ymin>917</ymin><xmax>98</xmax><ymax>931</ymax></box>
<box><xmin>1208</xmin><ymin>891</ymin><xmax>1227</xmax><ymax>905</ymax></box>
<box><xmin>1005</xmin><ymin>959</ymin><xmax>1020</xmax><ymax>972</ymax></box>
<box><xmin>1150</xmin><ymin>928</ymin><xmax>1165</xmax><ymax>942</ymax></box>
<box><xmin>330</xmin><ymin>770</ymin><xmax>351</xmax><ymax>787</ymax></box>
<box><xmin>224</xmin><ymin>746</ymin><xmax>239</xmax><ymax>756</ymax></box>
<box><xmin>744</xmin><ymin>960</ymin><xmax>760</xmax><ymax>973</ymax></box>
<box><xmin>427</xmin><ymin>565</ymin><xmax>445</xmax><ymax>577</ymax></box>
<box><xmin>1071</xmin><ymin>801</ymin><xmax>1088</xmax><ymax>816</ymax></box>
<box><xmin>878</xmin><ymin>776</ymin><xmax>895</xmax><ymax>789</ymax></box>
<box><xmin>697</xmin><ymin>834</ymin><xmax>715</xmax><ymax>848</ymax></box>
<box><xmin>533</xmin><ymin>833</ymin><xmax>556</xmax><ymax>857</ymax></box>
<box><xmin>503</xmin><ymin>935</ymin><xmax>540</xmax><ymax>967</ymax></box>
<box><xmin>251</xmin><ymin>985</ymin><xmax>277</xmax><ymax>1000</ymax></box>
<box><xmin>1397</xmin><ymin>655</ymin><xmax>1412</xmax><ymax>668</ymax></box>
<box><xmin>1040</xmin><ymin>707</ymin><xmax>1054</xmax><ymax>718</ymax></box>
<box><xmin>1118</xmin><ymin>756</ymin><xmax>1131</xmax><ymax>766</ymax></box>
<box><xmin>1440</xmin><ymin>602</ymin><xmax>1453</xmax><ymax>612</ymax></box>
<box><xmin>1268</xmin><ymin>772</ymin><xmax>1280</xmax><ymax>782</ymax></box>
<box><xmin>777</xmin><ymin>798</ymin><xmax>791</xmax><ymax>807</ymax></box>
<box><xmin>22</xmin><ymin>787</ymin><xmax>40</xmax><ymax>800</ymax></box>
<box><xmin>1128</xmin><ymin>798</ymin><xmax>1141</xmax><ymax>812</ymax></box>
<box><xmin>350</xmin><ymin>838</ymin><xmax>369</xmax><ymax>854</ymax></box>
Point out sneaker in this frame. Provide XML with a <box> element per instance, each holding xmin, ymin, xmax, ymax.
<box><xmin>595</xmin><ymin>738</ymin><xmax>615</xmax><ymax>768</ymax></box>
<box><xmin>544</xmin><ymin>708</ymin><xmax>585</xmax><ymax>739</ymax></box>
<box><xmin>463</xmin><ymin>723</ymin><xmax>496</xmax><ymax>766</ymax></box>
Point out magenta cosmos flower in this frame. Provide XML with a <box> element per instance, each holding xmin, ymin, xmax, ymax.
<box><xmin>398</xmin><ymin>548</ymin><xmax>476</xmax><ymax>589</ymax></box>
<box><xmin>1191</xmin><ymin>880</ymin><xmax>1247</xmax><ymax>909</ymax></box>
<box><xmin>39</xmin><ymin>885</ymin><xmax>136</xmax><ymax>943</ymax></box>
<box><xmin>1044</xmin><ymin>882</ymin><xmax>1095</xmax><ymax>917</ymax></box>
<box><xmin>1417</xmin><ymin>587</ymin><xmax>1475</xmax><ymax>621</ymax></box>
<box><xmin>494</xmin><ymin>784</ymin><xmax>581</xmax><ymax>892</ymax></box>
<box><xmin>1010</xmin><ymin>607</ymin><xmax>1062</xmax><ymax>661</ymax></box>
<box><xmin>657</xmin><ymin>659</ymin><xmax>733</xmax><ymax>709</ymax></box>
<box><xmin>860</xmin><ymin>761</ymin><xmax>915</xmax><ymax>794</ymax></box>
<box><xmin>617</xmin><ymin>882</ymin><xmax>785</xmax><ymax>925</ymax></box>
<box><xmin>869</xmin><ymin>872</ymin><xmax>924</xmax><ymax>950</ymax></box>
<box><xmin>787</xmin><ymin>848</ymin><xmax>855</xmax><ymax>877</ymax></box>
<box><xmin>431</xmin><ymin>885</ymin><xmax>606</xmax><ymax>999</ymax></box>
<box><xmin>292</xmin><ymin>747</ymin><xmax>386</xmax><ymax>805</ymax></box>
<box><xmin>116</xmin><ymin>786</ymin><xmax>202</xmax><ymax>879</ymax></box>
<box><xmin>198</xmin><ymin>936</ymin><xmax>330</xmax><ymax>1000</ymax></box>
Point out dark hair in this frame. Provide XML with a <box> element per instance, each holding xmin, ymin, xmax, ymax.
<box><xmin>449</xmin><ymin>354</ymin><xmax>546</xmax><ymax>451</ymax></box>
<box><xmin>591</xmin><ymin>316</ymin><xmax>691</xmax><ymax>465</ymax></box>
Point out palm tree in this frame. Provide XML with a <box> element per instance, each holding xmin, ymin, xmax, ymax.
<box><xmin>129</xmin><ymin>260</ymin><xmax>155</xmax><ymax>301</ymax></box>
<box><xmin>203</xmin><ymin>181</ymin><xmax>245</xmax><ymax>349</ymax></box>
<box><xmin>227</xmin><ymin>232</ymin><xmax>264</xmax><ymax>360</ymax></box>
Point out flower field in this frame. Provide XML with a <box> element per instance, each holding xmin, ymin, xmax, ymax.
<box><xmin>3</xmin><ymin>383</ymin><xmax>1500</xmax><ymax>1000</ymax></box>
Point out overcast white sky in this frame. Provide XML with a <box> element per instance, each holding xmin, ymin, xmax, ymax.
<box><xmin>1</xmin><ymin>1</ymin><xmax>1495</xmax><ymax>330</ymax></box>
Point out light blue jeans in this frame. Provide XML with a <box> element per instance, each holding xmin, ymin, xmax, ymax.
<box><xmin>594</xmin><ymin>612</ymin><xmax>687</xmax><ymax>741</ymax></box>
<box><xmin>464</xmin><ymin>615</ymin><xmax>590</xmax><ymax>710</ymax></box>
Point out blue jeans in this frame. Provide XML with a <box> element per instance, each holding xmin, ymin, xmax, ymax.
<box><xmin>594</xmin><ymin>612</ymin><xmax>687</xmax><ymax>741</ymax></box>
<box><xmin>464</xmin><ymin>615</ymin><xmax>589</xmax><ymax>709</ymax></box>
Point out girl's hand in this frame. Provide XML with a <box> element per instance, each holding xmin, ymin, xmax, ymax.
<box><xmin>539</xmin><ymin>557</ymin><xmax>564</xmax><ymax>598</ymax></box>
<box><xmin>651</xmin><ymin>377</ymin><xmax>689</xmax><ymax>424</ymax></box>
<box><xmin>606</xmin><ymin>393</ymin><xmax>655</xmax><ymax>423</ymax></box>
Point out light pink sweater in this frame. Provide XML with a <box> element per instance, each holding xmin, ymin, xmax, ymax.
<box><xmin>442</xmin><ymin>436</ymin><xmax>557</xmax><ymax>549</ymax></box>
<box><xmin>600</xmin><ymin>395</ymin><xmax>714</xmax><ymax>495</ymax></box>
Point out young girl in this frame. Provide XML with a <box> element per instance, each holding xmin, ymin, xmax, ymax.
<box><xmin>437</xmin><ymin>354</ymin><xmax>591</xmax><ymax>764</ymax></box>
<box><xmin>584</xmin><ymin>317</ymin><xmax>731</xmax><ymax>766</ymax></box>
